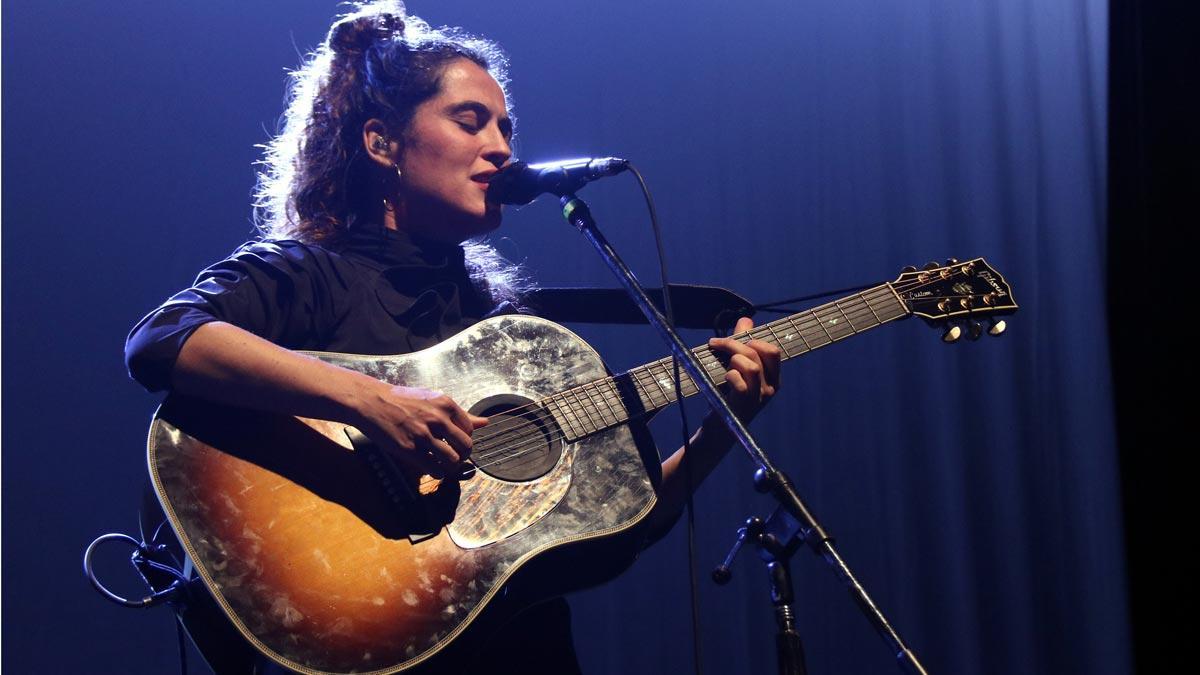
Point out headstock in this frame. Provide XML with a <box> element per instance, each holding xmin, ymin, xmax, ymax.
<box><xmin>892</xmin><ymin>258</ymin><xmax>1018</xmax><ymax>342</ymax></box>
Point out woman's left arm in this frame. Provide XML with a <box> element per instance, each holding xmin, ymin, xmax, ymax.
<box><xmin>647</xmin><ymin>317</ymin><xmax>782</xmax><ymax>533</ymax></box>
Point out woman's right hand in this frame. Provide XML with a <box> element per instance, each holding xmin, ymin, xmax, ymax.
<box><xmin>348</xmin><ymin>381</ymin><xmax>489</xmax><ymax>476</ymax></box>
<box><xmin>171</xmin><ymin>322</ymin><xmax>489</xmax><ymax>477</ymax></box>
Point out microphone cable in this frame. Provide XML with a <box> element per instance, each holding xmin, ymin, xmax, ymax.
<box><xmin>626</xmin><ymin>163</ymin><xmax>706</xmax><ymax>675</ymax></box>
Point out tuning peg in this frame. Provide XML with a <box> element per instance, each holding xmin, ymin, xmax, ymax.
<box><xmin>942</xmin><ymin>324</ymin><xmax>963</xmax><ymax>343</ymax></box>
<box><xmin>923</xmin><ymin>261</ymin><xmax>941</xmax><ymax>271</ymax></box>
<box><xmin>988</xmin><ymin>319</ymin><xmax>1007</xmax><ymax>336</ymax></box>
<box><xmin>968</xmin><ymin>321</ymin><xmax>984</xmax><ymax>340</ymax></box>
<box><xmin>945</xmin><ymin>257</ymin><xmax>959</xmax><ymax>266</ymax></box>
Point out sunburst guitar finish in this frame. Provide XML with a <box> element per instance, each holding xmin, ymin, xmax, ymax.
<box><xmin>150</xmin><ymin>316</ymin><xmax>660</xmax><ymax>674</ymax></box>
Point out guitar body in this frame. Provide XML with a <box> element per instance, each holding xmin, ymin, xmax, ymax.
<box><xmin>149</xmin><ymin>315</ymin><xmax>661</xmax><ymax>674</ymax></box>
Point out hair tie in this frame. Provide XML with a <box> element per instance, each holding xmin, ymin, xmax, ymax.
<box><xmin>330</xmin><ymin>13</ymin><xmax>406</xmax><ymax>57</ymax></box>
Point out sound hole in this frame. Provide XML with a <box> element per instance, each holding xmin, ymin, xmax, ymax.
<box><xmin>469</xmin><ymin>394</ymin><xmax>564</xmax><ymax>482</ymax></box>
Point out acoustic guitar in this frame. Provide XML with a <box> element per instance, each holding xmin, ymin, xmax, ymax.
<box><xmin>148</xmin><ymin>258</ymin><xmax>1016</xmax><ymax>674</ymax></box>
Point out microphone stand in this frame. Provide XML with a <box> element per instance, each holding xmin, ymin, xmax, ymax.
<box><xmin>558</xmin><ymin>194</ymin><xmax>929</xmax><ymax>675</ymax></box>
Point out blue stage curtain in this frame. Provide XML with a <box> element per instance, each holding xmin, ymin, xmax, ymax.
<box><xmin>1</xmin><ymin>1</ymin><xmax>1127</xmax><ymax>673</ymax></box>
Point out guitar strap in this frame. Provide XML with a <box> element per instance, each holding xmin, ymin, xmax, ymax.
<box><xmin>513</xmin><ymin>284</ymin><xmax>755</xmax><ymax>334</ymax></box>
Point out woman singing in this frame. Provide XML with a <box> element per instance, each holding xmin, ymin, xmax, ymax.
<box><xmin>126</xmin><ymin>2</ymin><xmax>780</xmax><ymax>672</ymax></box>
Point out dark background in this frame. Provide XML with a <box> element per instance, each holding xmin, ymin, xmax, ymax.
<box><xmin>4</xmin><ymin>0</ymin><xmax>1187</xmax><ymax>672</ymax></box>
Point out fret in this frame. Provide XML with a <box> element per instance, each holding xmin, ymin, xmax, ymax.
<box><xmin>811</xmin><ymin>308</ymin><xmax>836</xmax><ymax>343</ymax></box>
<box><xmin>832</xmin><ymin>301</ymin><xmax>860</xmax><ymax>334</ymax></box>
<box><xmin>881</xmin><ymin>283</ymin><xmax>909</xmax><ymax>320</ymax></box>
<box><xmin>580</xmin><ymin>382</ymin><xmax>617</xmax><ymax>429</ymax></box>
<box><xmin>546</xmin><ymin>396</ymin><xmax>580</xmax><ymax>440</ymax></box>
<box><xmin>827</xmin><ymin>305</ymin><xmax>855</xmax><ymax>338</ymax></box>
<box><xmin>779</xmin><ymin>321</ymin><xmax>804</xmax><ymax>357</ymax></box>
<box><xmin>653</xmin><ymin>361</ymin><xmax>674</xmax><ymax>400</ymax></box>
<box><xmin>629</xmin><ymin>366</ymin><xmax>659</xmax><ymax>410</ymax></box>
<box><xmin>650</xmin><ymin>360</ymin><xmax>681</xmax><ymax>402</ymax></box>
<box><xmin>829</xmin><ymin>307</ymin><xmax>856</xmax><ymax>338</ymax></box>
<box><xmin>817</xmin><ymin>306</ymin><xmax>854</xmax><ymax>341</ymax></box>
<box><xmin>652</xmin><ymin>364</ymin><xmax>678</xmax><ymax>406</ymax></box>
<box><xmin>762</xmin><ymin>321</ymin><xmax>795</xmax><ymax>358</ymax></box>
<box><xmin>566</xmin><ymin>386</ymin><xmax>602</xmax><ymax>436</ymax></box>
<box><xmin>556</xmin><ymin>389</ymin><xmax>584</xmax><ymax>437</ymax></box>
<box><xmin>784</xmin><ymin>315</ymin><xmax>816</xmax><ymax>353</ymax></box>
<box><xmin>836</xmin><ymin>299</ymin><xmax>875</xmax><ymax>333</ymax></box>
<box><xmin>656</xmin><ymin>358</ymin><xmax>698</xmax><ymax>401</ymax></box>
<box><xmin>858</xmin><ymin>291</ymin><xmax>884</xmax><ymax>324</ymax></box>
<box><xmin>795</xmin><ymin>312</ymin><xmax>833</xmax><ymax>348</ymax></box>
<box><xmin>595</xmin><ymin>378</ymin><xmax>629</xmax><ymax>426</ymax></box>
<box><xmin>694</xmin><ymin>347</ymin><xmax>724</xmax><ymax>382</ymax></box>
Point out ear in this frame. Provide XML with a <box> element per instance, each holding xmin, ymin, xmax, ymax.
<box><xmin>362</xmin><ymin>118</ymin><xmax>398</xmax><ymax>168</ymax></box>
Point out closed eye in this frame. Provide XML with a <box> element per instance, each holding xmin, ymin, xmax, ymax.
<box><xmin>447</xmin><ymin>101</ymin><xmax>511</xmax><ymax>139</ymax></box>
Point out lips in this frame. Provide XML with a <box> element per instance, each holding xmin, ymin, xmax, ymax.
<box><xmin>470</xmin><ymin>170</ymin><xmax>499</xmax><ymax>185</ymax></box>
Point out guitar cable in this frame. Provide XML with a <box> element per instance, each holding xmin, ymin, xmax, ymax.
<box><xmin>627</xmin><ymin>163</ymin><xmax>706</xmax><ymax>675</ymax></box>
<box><xmin>84</xmin><ymin>519</ymin><xmax>192</xmax><ymax>675</ymax></box>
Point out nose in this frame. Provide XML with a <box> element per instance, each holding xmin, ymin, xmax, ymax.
<box><xmin>482</xmin><ymin>126</ymin><xmax>512</xmax><ymax>169</ymax></box>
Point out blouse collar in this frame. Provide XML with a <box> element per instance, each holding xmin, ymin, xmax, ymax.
<box><xmin>342</xmin><ymin>223</ymin><xmax>467</xmax><ymax>273</ymax></box>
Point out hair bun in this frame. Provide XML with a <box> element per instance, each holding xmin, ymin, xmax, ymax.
<box><xmin>329</xmin><ymin>12</ymin><xmax>406</xmax><ymax>56</ymax></box>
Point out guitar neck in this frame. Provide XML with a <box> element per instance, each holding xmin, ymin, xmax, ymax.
<box><xmin>542</xmin><ymin>282</ymin><xmax>910</xmax><ymax>439</ymax></box>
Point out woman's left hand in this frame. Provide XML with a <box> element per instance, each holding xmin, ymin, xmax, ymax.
<box><xmin>707</xmin><ymin>316</ymin><xmax>782</xmax><ymax>422</ymax></box>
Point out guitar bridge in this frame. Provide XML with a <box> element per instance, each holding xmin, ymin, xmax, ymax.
<box><xmin>344</xmin><ymin>427</ymin><xmax>442</xmax><ymax>544</ymax></box>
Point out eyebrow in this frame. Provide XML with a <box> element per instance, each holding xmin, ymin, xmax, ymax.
<box><xmin>446</xmin><ymin>100</ymin><xmax>513</xmax><ymax>138</ymax></box>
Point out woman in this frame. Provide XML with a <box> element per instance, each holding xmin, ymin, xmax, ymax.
<box><xmin>127</xmin><ymin>2</ymin><xmax>780</xmax><ymax>672</ymax></box>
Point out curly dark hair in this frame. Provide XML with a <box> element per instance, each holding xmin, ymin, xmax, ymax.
<box><xmin>254</xmin><ymin>1</ymin><xmax>525</xmax><ymax>301</ymax></box>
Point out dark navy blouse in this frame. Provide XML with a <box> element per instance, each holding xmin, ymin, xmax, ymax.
<box><xmin>126</xmin><ymin>224</ymin><xmax>494</xmax><ymax>392</ymax></box>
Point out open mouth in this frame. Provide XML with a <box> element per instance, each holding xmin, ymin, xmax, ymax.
<box><xmin>471</xmin><ymin>170</ymin><xmax>498</xmax><ymax>185</ymax></box>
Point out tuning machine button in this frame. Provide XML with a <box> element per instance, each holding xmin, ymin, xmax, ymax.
<box><xmin>968</xmin><ymin>321</ymin><xmax>984</xmax><ymax>340</ymax></box>
<box><xmin>942</xmin><ymin>324</ymin><xmax>963</xmax><ymax>343</ymax></box>
<box><xmin>988</xmin><ymin>319</ymin><xmax>1007</xmax><ymax>336</ymax></box>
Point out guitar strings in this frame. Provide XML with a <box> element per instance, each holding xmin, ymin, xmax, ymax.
<box><xmin>460</xmin><ymin>288</ymin><xmax>984</xmax><ymax>472</ymax></box>
<box><xmin>437</xmin><ymin>273</ymin><xmax>987</xmax><ymax>473</ymax></box>
<box><xmin>466</xmin><ymin>286</ymin><xmax>896</xmax><ymax>451</ymax></box>
<box><xmin>462</xmin><ymin>271</ymin><xmax>974</xmax><ymax>450</ymax></box>
<box><xmin>414</xmin><ymin>272</ymin><xmax>995</xmax><ymax>486</ymax></box>
<box><xmin>418</xmin><ymin>310</ymin><xmax>959</xmax><ymax>487</ymax></box>
<box><xmin>465</xmin><ymin>281</ymin><xmax>909</xmax><ymax>445</ymax></box>
<box><xmin>438</xmin><ymin>322</ymin><xmax>905</xmax><ymax>482</ymax></box>
<box><xmin>462</xmin><ymin>305</ymin><xmax>906</xmax><ymax>472</ymax></box>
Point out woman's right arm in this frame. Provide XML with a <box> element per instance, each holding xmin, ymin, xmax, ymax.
<box><xmin>172</xmin><ymin>322</ymin><xmax>486</xmax><ymax>475</ymax></box>
<box><xmin>127</xmin><ymin>242</ymin><xmax>484</xmax><ymax>475</ymax></box>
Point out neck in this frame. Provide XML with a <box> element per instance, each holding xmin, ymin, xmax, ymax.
<box><xmin>542</xmin><ymin>283</ymin><xmax>912</xmax><ymax>441</ymax></box>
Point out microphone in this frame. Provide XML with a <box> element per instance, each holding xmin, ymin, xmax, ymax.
<box><xmin>487</xmin><ymin>157</ymin><xmax>629</xmax><ymax>205</ymax></box>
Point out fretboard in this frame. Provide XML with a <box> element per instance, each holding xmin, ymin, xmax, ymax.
<box><xmin>542</xmin><ymin>282</ymin><xmax>910</xmax><ymax>440</ymax></box>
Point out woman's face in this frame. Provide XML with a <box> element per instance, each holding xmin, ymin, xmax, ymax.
<box><xmin>395</xmin><ymin>58</ymin><xmax>513</xmax><ymax>243</ymax></box>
